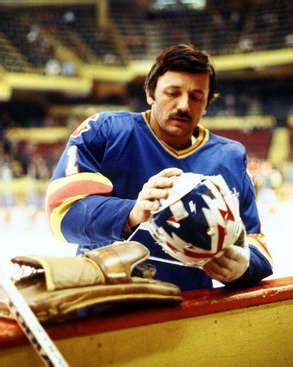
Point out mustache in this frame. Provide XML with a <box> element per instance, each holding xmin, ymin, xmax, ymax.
<box><xmin>168</xmin><ymin>111</ymin><xmax>192</xmax><ymax>121</ymax></box>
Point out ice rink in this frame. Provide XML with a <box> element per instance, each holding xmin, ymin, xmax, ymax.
<box><xmin>0</xmin><ymin>198</ymin><xmax>292</xmax><ymax>280</ymax></box>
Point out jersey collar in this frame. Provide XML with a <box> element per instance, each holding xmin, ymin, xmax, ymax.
<box><xmin>142</xmin><ymin>110</ymin><xmax>209</xmax><ymax>159</ymax></box>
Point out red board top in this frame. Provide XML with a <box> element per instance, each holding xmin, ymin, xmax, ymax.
<box><xmin>0</xmin><ymin>276</ymin><xmax>292</xmax><ymax>348</ymax></box>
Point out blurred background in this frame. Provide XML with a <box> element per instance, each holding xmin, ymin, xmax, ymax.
<box><xmin>0</xmin><ymin>0</ymin><xmax>292</xmax><ymax>276</ymax></box>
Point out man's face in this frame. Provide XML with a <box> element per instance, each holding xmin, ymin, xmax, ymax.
<box><xmin>146</xmin><ymin>70</ymin><xmax>209</xmax><ymax>148</ymax></box>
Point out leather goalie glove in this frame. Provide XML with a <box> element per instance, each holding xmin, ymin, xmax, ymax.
<box><xmin>0</xmin><ymin>242</ymin><xmax>181</xmax><ymax>322</ymax></box>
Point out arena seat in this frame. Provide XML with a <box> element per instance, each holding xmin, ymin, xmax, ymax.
<box><xmin>212</xmin><ymin>129</ymin><xmax>273</xmax><ymax>160</ymax></box>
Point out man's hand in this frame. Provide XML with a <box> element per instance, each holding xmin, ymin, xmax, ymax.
<box><xmin>127</xmin><ymin>168</ymin><xmax>182</xmax><ymax>229</ymax></box>
<box><xmin>203</xmin><ymin>245</ymin><xmax>250</xmax><ymax>283</ymax></box>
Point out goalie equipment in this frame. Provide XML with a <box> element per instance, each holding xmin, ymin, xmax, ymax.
<box><xmin>149</xmin><ymin>173</ymin><xmax>245</xmax><ymax>266</ymax></box>
<box><xmin>0</xmin><ymin>241</ymin><xmax>181</xmax><ymax>322</ymax></box>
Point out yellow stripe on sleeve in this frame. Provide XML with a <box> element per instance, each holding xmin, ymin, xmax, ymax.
<box><xmin>50</xmin><ymin>195</ymin><xmax>86</xmax><ymax>242</ymax></box>
<box><xmin>247</xmin><ymin>233</ymin><xmax>273</xmax><ymax>265</ymax></box>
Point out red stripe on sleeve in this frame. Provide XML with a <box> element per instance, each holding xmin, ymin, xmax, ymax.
<box><xmin>46</xmin><ymin>180</ymin><xmax>113</xmax><ymax>215</ymax></box>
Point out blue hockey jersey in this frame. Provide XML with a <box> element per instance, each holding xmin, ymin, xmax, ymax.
<box><xmin>46</xmin><ymin>111</ymin><xmax>272</xmax><ymax>290</ymax></box>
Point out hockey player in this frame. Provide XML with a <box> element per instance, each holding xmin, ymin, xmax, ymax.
<box><xmin>46</xmin><ymin>44</ymin><xmax>272</xmax><ymax>290</ymax></box>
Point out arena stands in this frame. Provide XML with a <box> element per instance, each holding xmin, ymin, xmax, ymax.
<box><xmin>0</xmin><ymin>10</ymin><xmax>60</xmax><ymax>72</ymax></box>
<box><xmin>0</xmin><ymin>0</ymin><xmax>291</xmax><ymax>73</ymax></box>
<box><xmin>212</xmin><ymin>128</ymin><xmax>273</xmax><ymax>160</ymax></box>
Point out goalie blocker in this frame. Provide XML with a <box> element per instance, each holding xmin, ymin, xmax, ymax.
<box><xmin>0</xmin><ymin>242</ymin><xmax>181</xmax><ymax>323</ymax></box>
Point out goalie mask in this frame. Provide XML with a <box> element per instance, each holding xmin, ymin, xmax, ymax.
<box><xmin>149</xmin><ymin>173</ymin><xmax>245</xmax><ymax>266</ymax></box>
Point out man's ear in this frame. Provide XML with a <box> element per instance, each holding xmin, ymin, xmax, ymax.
<box><xmin>146</xmin><ymin>90</ymin><xmax>155</xmax><ymax>105</ymax></box>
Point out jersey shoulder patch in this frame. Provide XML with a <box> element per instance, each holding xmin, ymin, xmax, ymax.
<box><xmin>71</xmin><ymin>113</ymin><xmax>99</xmax><ymax>138</ymax></box>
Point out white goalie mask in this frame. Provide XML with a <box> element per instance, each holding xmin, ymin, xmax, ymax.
<box><xmin>149</xmin><ymin>173</ymin><xmax>245</xmax><ymax>266</ymax></box>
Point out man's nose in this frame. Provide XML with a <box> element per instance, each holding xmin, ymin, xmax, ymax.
<box><xmin>177</xmin><ymin>95</ymin><xmax>190</xmax><ymax>112</ymax></box>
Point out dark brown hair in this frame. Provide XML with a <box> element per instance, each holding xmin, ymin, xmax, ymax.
<box><xmin>145</xmin><ymin>44</ymin><xmax>217</xmax><ymax>106</ymax></box>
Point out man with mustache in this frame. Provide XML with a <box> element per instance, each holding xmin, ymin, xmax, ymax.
<box><xmin>46</xmin><ymin>44</ymin><xmax>272</xmax><ymax>290</ymax></box>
